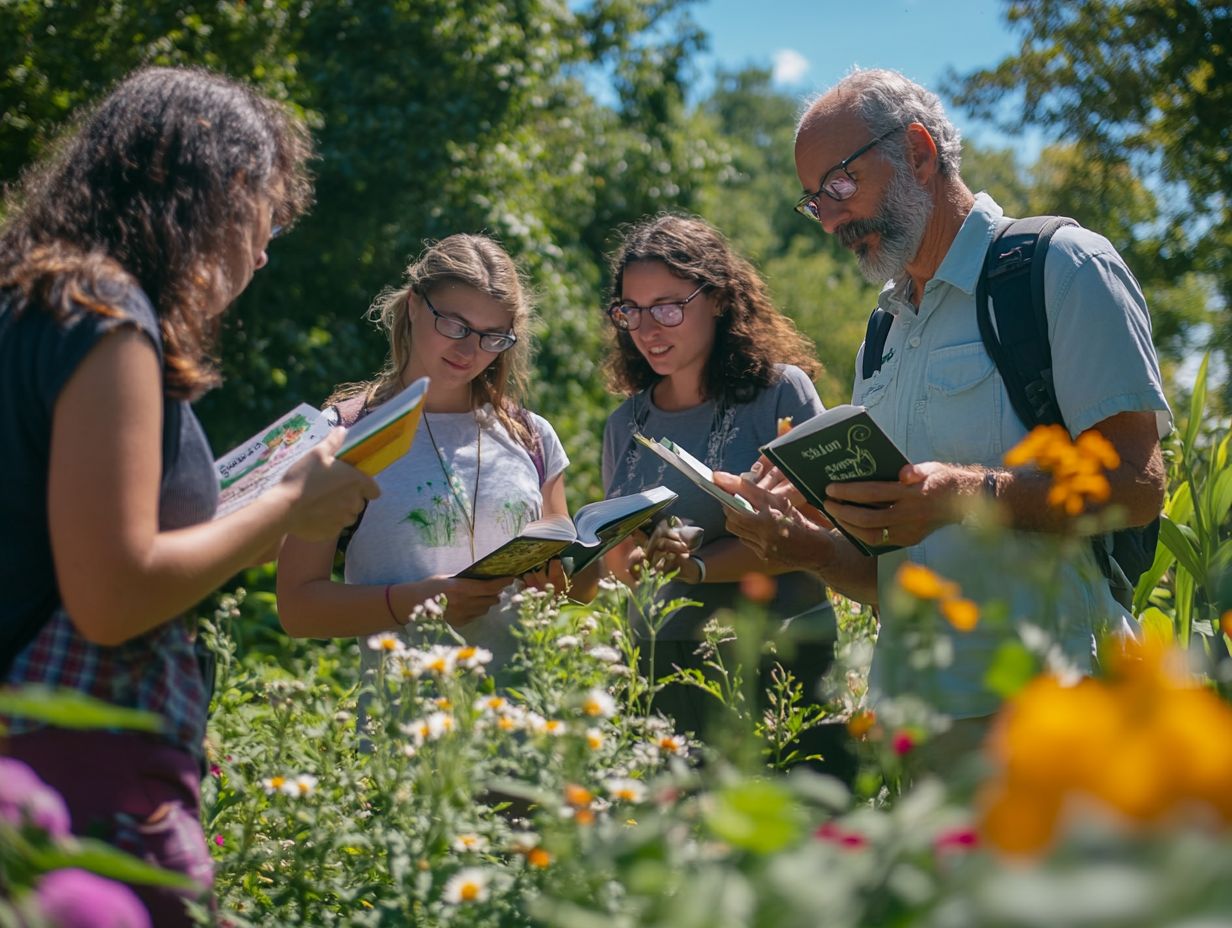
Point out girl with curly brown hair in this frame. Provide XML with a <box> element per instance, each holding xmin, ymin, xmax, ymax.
<box><xmin>0</xmin><ymin>67</ymin><xmax>377</xmax><ymax>924</ymax></box>
<box><xmin>601</xmin><ymin>214</ymin><xmax>847</xmax><ymax>771</ymax></box>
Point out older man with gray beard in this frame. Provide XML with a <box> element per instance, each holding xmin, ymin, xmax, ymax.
<box><xmin>715</xmin><ymin>68</ymin><xmax>1171</xmax><ymax>756</ymax></box>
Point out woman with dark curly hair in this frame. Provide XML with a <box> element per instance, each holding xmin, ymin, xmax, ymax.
<box><xmin>0</xmin><ymin>67</ymin><xmax>377</xmax><ymax>923</ymax></box>
<box><xmin>601</xmin><ymin>214</ymin><xmax>847</xmax><ymax>771</ymax></box>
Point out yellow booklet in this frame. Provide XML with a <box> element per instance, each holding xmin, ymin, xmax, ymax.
<box><xmin>213</xmin><ymin>377</ymin><xmax>429</xmax><ymax>518</ymax></box>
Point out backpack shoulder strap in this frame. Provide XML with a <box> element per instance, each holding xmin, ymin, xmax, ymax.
<box><xmin>330</xmin><ymin>394</ymin><xmax>371</xmax><ymax>428</ymax></box>
<box><xmin>511</xmin><ymin>406</ymin><xmax>547</xmax><ymax>487</ymax></box>
<box><xmin>975</xmin><ymin>215</ymin><xmax>1077</xmax><ymax>429</ymax></box>
<box><xmin>861</xmin><ymin>307</ymin><xmax>895</xmax><ymax>381</ymax></box>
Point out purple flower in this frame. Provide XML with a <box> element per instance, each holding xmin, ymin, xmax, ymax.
<box><xmin>0</xmin><ymin>757</ymin><xmax>70</xmax><ymax>837</ymax></box>
<box><xmin>35</xmin><ymin>869</ymin><xmax>151</xmax><ymax>928</ymax></box>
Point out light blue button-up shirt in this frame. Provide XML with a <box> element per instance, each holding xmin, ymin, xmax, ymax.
<box><xmin>852</xmin><ymin>193</ymin><xmax>1171</xmax><ymax>718</ymax></box>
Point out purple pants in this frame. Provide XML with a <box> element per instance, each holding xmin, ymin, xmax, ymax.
<box><xmin>3</xmin><ymin>729</ymin><xmax>213</xmax><ymax>927</ymax></box>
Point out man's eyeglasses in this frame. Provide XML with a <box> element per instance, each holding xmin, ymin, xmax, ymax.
<box><xmin>607</xmin><ymin>284</ymin><xmax>706</xmax><ymax>331</ymax></box>
<box><xmin>423</xmin><ymin>293</ymin><xmax>518</xmax><ymax>353</ymax></box>
<box><xmin>794</xmin><ymin>126</ymin><xmax>905</xmax><ymax>222</ymax></box>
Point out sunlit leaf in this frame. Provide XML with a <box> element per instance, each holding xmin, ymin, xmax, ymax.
<box><xmin>0</xmin><ymin>687</ymin><xmax>163</xmax><ymax>733</ymax></box>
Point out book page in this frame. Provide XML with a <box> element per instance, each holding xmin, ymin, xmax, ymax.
<box><xmin>213</xmin><ymin>404</ymin><xmax>331</xmax><ymax>519</ymax></box>
<box><xmin>633</xmin><ymin>433</ymin><xmax>753</xmax><ymax>513</ymax></box>
<box><xmin>572</xmin><ymin>486</ymin><xmax>677</xmax><ymax>545</ymax></box>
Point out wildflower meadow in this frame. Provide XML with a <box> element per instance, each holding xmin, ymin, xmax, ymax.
<box><xmin>4</xmin><ymin>358</ymin><xmax>1232</xmax><ymax>926</ymax></box>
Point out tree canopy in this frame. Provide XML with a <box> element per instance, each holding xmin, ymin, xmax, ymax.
<box><xmin>945</xmin><ymin>0</ymin><xmax>1230</xmax><ymax>388</ymax></box>
<box><xmin>2</xmin><ymin>0</ymin><xmax>1222</xmax><ymax>502</ymax></box>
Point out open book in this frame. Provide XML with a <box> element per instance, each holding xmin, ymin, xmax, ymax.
<box><xmin>633</xmin><ymin>432</ymin><xmax>753</xmax><ymax>513</ymax></box>
<box><xmin>213</xmin><ymin>377</ymin><xmax>429</xmax><ymax>518</ymax></box>
<box><xmin>456</xmin><ymin>486</ymin><xmax>678</xmax><ymax>580</ymax></box>
<box><xmin>759</xmin><ymin>404</ymin><xmax>910</xmax><ymax>556</ymax></box>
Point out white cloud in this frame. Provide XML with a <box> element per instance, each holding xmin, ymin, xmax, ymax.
<box><xmin>772</xmin><ymin>49</ymin><xmax>809</xmax><ymax>85</ymax></box>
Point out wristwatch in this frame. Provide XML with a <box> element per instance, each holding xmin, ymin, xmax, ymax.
<box><xmin>983</xmin><ymin>471</ymin><xmax>999</xmax><ymax>500</ymax></box>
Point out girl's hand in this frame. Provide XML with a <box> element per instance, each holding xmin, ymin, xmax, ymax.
<box><xmin>394</xmin><ymin>575</ymin><xmax>509</xmax><ymax>628</ymax></box>
<box><xmin>634</xmin><ymin>519</ymin><xmax>704</xmax><ymax>583</ymax></box>
<box><xmin>523</xmin><ymin>559</ymin><xmax>566</xmax><ymax>592</ymax></box>
<box><xmin>279</xmin><ymin>429</ymin><xmax>381</xmax><ymax>542</ymax></box>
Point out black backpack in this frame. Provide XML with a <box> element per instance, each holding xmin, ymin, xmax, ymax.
<box><xmin>861</xmin><ymin>216</ymin><xmax>1160</xmax><ymax>609</ymax></box>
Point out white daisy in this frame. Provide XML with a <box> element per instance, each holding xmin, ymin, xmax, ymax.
<box><xmin>442</xmin><ymin>867</ymin><xmax>491</xmax><ymax>905</ymax></box>
<box><xmin>580</xmin><ymin>688</ymin><xmax>617</xmax><ymax>719</ymax></box>
<box><xmin>605</xmin><ymin>778</ymin><xmax>647</xmax><ymax>803</ymax></box>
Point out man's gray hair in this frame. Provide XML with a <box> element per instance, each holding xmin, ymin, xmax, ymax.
<box><xmin>797</xmin><ymin>68</ymin><xmax>963</xmax><ymax>177</ymax></box>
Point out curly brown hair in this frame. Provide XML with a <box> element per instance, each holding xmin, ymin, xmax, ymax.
<box><xmin>0</xmin><ymin>67</ymin><xmax>313</xmax><ymax>400</ymax></box>
<box><xmin>603</xmin><ymin>213</ymin><xmax>820</xmax><ymax>404</ymax></box>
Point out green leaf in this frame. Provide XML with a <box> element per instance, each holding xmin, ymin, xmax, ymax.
<box><xmin>1207</xmin><ymin>464</ymin><xmax>1232</xmax><ymax>529</ymax></box>
<box><xmin>1166</xmin><ymin>481</ymin><xmax>1194</xmax><ymax>525</ymax></box>
<box><xmin>983</xmin><ymin>641</ymin><xmax>1038</xmax><ymax>699</ymax></box>
<box><xmin>1183</xmin><ymin>353</ymin><xmax>1209</xmax><ymax>454</ymax></box>
<box><xmin>1132</xmin><ymin>537</ymin><xmax>1175</xmax><ymax>615</ymax></box>
<box><xmin>1159</xmin><ymin>515</ymin><xmax>1204</xmax><ymax>582</ymax></box>
<box><xmin>703</xmin><ymin>779</ymin><xmax>803</xmax><ymax>854</ymax></box>
<box><xmin>28</xmin><ymin>838</ymin><xmax>197</xmax><ymax>890</ymax></box>
<box><xmin>1139</xmin><ymin>607</ymin><xmax>1175</xmax><ymax>647</ymax></box>
<box><xmin>0</xmin><ymin>687</ymin><xmax>163</xmax><ymax>733</ymax></box>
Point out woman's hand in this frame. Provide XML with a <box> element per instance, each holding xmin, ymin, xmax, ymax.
<box><xmin>393</xmin><ymin>575</ymin><xmax>509</xmax><ymax>628</ymax></box>
<box><xmin>278</xmin><ymin>429</ymin><xmax>381</xmax><ymax>542</ymax></box>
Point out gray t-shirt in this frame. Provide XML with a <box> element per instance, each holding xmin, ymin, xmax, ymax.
<box><xmin>602</xmin><ymin>364</ymin><xmax>831</xmax><ymax>639</ymax></box>
<box><xmin>347</xmin><ymin>405</ymin><xmax>568</xmax><ymax>671</ymax></box>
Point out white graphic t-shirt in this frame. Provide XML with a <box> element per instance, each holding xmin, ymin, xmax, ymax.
<box><xmin>345</xmin><ymin>404</ymin><xmax>568</xmax><ymax>672</ymax></box>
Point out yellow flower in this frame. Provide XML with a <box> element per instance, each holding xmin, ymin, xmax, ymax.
<box><xmin>896</xmin><ymin>563</ymin><xmax>959</xmax><ymax>600</ymax></box>
<box><xmin>527</xmin><ymin>847</ymin><xmax>552</xmax><ymax>868</ymax></box>
<box><xmin>563</xmin><ymin>784</ymin><xmax>593</xmax><ymax>808</ymax></box>
<box><xmin>980</xmin><ymin>637</ymin><xmax>1232</xmax><ymax>855</ymax></box>
<box><xmin>776</xmin><ymin>416</ymin><xmax>794</xmax><ymax>437</ymax></box>
<box><xmin>939</xmin><ymin>597</ymin><xmax>980</xmax><ymax>632</ymax></box>
<box><xmin>1075</xmin><ymin>430</ymin><xmax>1120</xmax><ymax>469</ymax></box>
<box><xmin>846</xmin><ymin>710</ymin><xmax>877</xmax><ymax>739</ymax></box>
<box><xmin>1005</xmin><ymin>425</ymin><xmax>1119</xmax><ymax>515</ymax></box>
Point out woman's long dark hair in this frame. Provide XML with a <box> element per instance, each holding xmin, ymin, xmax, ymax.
<box><xmin>0</xmin><ymin>66</ymin><xmax>313</xmax><ymax>400</ymax></box>
<box><xmin>604</xmin><ymin>213</ymin><xmax>820</xmax><ymax>404</ymax></box>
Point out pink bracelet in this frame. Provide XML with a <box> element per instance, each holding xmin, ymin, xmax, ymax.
<box><xmin>383</xmin><ymin>584</ymin><xmax>406</xmax><ymax>626</ymax></box>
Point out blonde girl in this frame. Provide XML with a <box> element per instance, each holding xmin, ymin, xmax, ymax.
<box><xmin>278</xmin><ymin>234</ymin><xmax>569</xmax><ymax>671</ymax></box>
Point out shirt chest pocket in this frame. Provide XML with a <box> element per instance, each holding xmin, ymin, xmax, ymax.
<box><xmin>921</xmin><ymin>341</ymin><xmax>1003</xmax><ymax>464</ymax></box>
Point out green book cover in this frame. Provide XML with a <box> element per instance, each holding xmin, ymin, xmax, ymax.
<box><xmin>760</xmin><ymin>405</ymin><xmax>910</xmax><ymax>556</ymax></box>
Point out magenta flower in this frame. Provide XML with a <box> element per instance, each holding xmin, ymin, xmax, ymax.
<box><xmin>0</xmin><ymin>757</ymin><xmax>70</xmax><ymax>837</ymax></box>
<box><xmin>891</xmin><ymin>730</ymin><xmax>916</xmax><ymax>756</ymax></box>
<box><xmin>813</xmin><ymin>820</ymin><xmax>868</xmax><ymax>850</ymax></box>
<box><xmin>934</xmin><ymin>826</ymin><xmax>980</xmax><ymax>852</ymax></box>
<box><xmin>214</xmin><ymin>833</ymin><xmax>225</xmax><ymax>847</ymax></box>
<box><xmin>35</xmin><ymin>869</ymin><xmax>151</xmax><ymax>928</ymax></box>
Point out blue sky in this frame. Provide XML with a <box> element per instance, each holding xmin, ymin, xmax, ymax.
<box><xmin>685</xmin><ymin>0</ymin><xmax>1030</xmax><ymax>150</ymax></box>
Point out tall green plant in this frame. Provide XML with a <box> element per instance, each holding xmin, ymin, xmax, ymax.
<box><xmin>1136</xmin><ymin>354</ymin><xmax>1232</xmax><ymax>650</ymax></box>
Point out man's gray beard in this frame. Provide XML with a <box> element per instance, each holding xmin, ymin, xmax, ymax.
<box><xmin>840</xmin><ymin>160</ymin><xmax>933</xmax><ymax>285</ymax></box>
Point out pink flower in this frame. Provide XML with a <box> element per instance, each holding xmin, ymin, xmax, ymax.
<box><xmin>891</xmin><ymin>730</ymin><xmax>916</xmax><ymax>756</ymax></box>
<box><xmin>209</xmin><ymin>764</ymin><xmax>222</xmax><ymax>779</ymax></box>
<box><xmin>0</xmin><ymin>757</ymin><xmax>70</xmax><ymax>837</ymax></box>
<box><xmin>934</xmin><ymin>827</ymin><xmax>979</xmax><ymax>852</ymax></box>
<box><xmin>35</xmin><ymin>869</ymin><xmax>151</xmax><ymax>928</ymax></box>
<box><xmin>814</xmin><ymin>820</ymin><xmax>868</xmax><ymax>850</ymax></box>
<box><xmin>214</xmin><ymin>834</ymin><xmax>225</xmax><ymax>847</ymax></box>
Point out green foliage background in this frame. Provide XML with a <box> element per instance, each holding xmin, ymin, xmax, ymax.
<box><xmin>2</xmin><ymin>0</ymin><xmax>1226</xmax><ymax>506</ymax></box>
